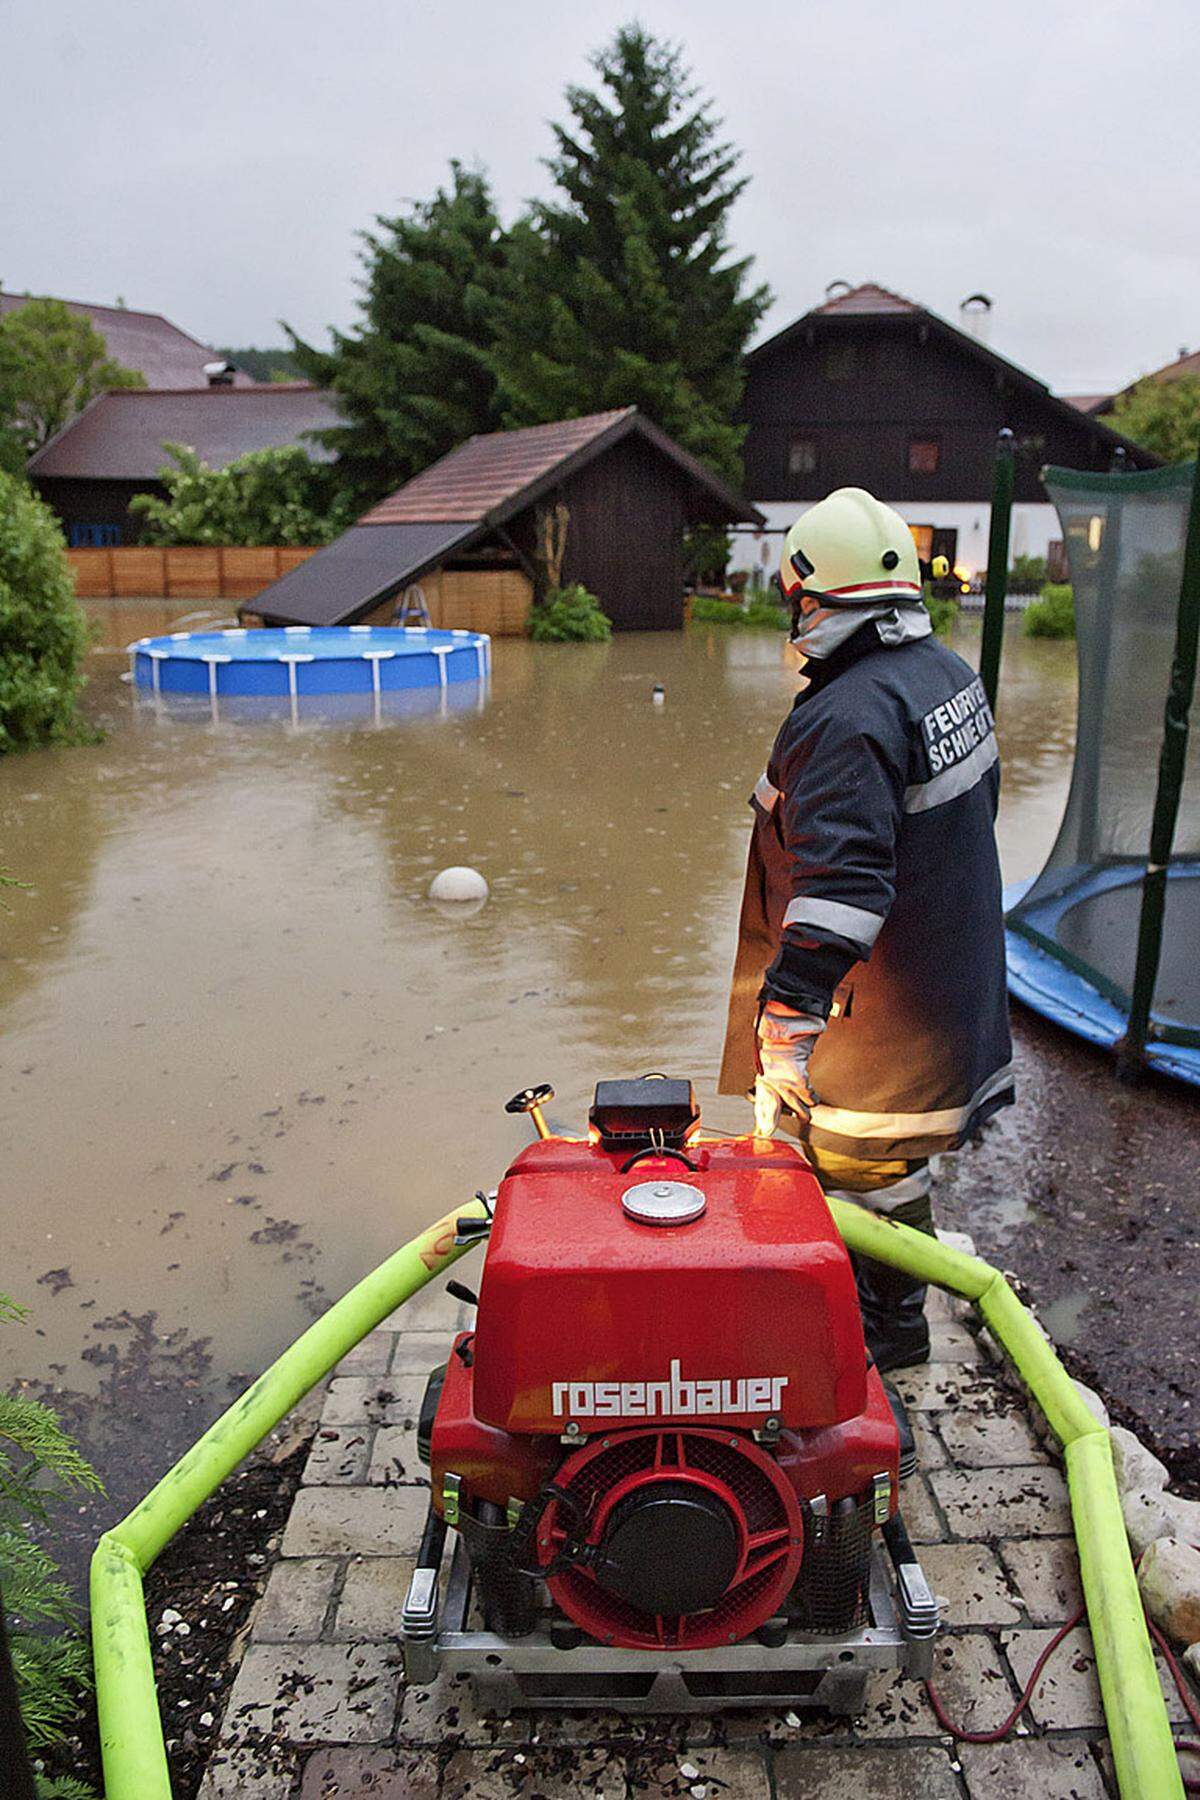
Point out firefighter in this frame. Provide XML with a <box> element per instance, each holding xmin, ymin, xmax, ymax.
<box><xmin>719</xmin><ymin>487</ymin><xmax>1013</xmax><ymax>1373</ymax></box>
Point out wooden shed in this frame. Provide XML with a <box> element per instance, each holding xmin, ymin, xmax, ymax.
<box><xmin>250</xmin><ymin>408</ymin><xmax>762</xmax><ymax>633</ymax></box>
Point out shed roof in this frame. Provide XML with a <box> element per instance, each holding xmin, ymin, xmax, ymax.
<box><xmin>253</xmin><ymin>523</ymin><xmax>474</xmax><ymax>627</ymax></box>
<box><xmin>0</xmin><ymin>290</ymin><xmax>252</xmax><ymax>389</ymax></box>
<box><xmin>359</xmin><ymin>407</ymin><xmax>758</xmax><ymax>529</ymax></box>
<box><xmin>28</xmin><ymin>384</ymin><xmax>342</xmax><ymax>480</ymax></box>
<box><xmin>362</xmin><ymin>410</ymin><xmax>633</xmax><ymax>524</ymax></box>
<box><xmin>254</xmin><ymin>407</ymin><xmax>761</xmax><ymax>626</ymax></box>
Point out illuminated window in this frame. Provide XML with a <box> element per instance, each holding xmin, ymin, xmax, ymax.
<box><xmin>788</xmin><ymin>437</ymin><xmax>818</xmax><ymax>475</ymax></box>
<box><xmin>822</xmin><ymin>344</ymin><xmax>858</xmax><ymax>381</ymax></box>
<box><xmin>909</xmin><ymin>524</ymin><xmax>934</xmax><ymax>562</ymax></box>
<box><xmin>908</xmin><ymin>438</ymin><xmax>940</xmax><ymax>475</ymax></box>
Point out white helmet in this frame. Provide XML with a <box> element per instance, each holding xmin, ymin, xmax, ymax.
<box><xmin>779</xmin><ymin>488</ymin><xmax>923</xmax><ymax>642</ymax></box>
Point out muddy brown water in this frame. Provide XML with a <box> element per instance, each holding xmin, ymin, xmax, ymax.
<box><xmin>2</xmin><ymin>606</ymin><xmax>1196</xmax><ymax>1577</ymax></box>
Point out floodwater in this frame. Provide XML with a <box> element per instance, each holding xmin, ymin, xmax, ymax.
<box><xmin>3</xmin><ymin>606</ymin><xmax>1194</xmax><ymax>1569</ymax></box>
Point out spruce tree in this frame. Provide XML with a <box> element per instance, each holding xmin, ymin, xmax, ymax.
<box><xmin>493</xmin><ymin>26</ymin><xmax>769</xmax><ymax>486</ymax></box>
<box><xmin>286</xmin><ymin>163</ymin><xmax>507</xmax><ymax>507</ymax></box>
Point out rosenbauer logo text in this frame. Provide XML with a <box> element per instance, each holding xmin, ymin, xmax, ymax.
<box><xmin>551</xmin><ymin>1359</ymin><xmax>788</xmax><ymax>1421</ymax></box>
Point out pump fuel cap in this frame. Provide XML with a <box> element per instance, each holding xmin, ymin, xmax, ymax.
<box><xmin>621</xmin><ymin>1180</ymin><xmax>706</xmax><ymax>1226</ymax></box>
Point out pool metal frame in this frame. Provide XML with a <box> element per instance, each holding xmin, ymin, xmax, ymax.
<box><xmin>128</xmin><ymin>625</ymin><xmax>492</xmax><ymax>703</ymax></box>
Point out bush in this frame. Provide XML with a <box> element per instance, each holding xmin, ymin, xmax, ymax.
<box><xmin>130</xmin><ymin>443</ymin><xmax>353</xmax><ymax>547</ymax></box>
<box><xmin>2</xmin><ymin>1295</ymin><xmax>103</xmax><ymax>1797</ymax></box>
<box><xmin>922</xmin><ymin>585</ymin><xmax>960</xmax><ymax>636</ymax></box>
<box><xmin>682</xmin><ymin>524</ymin><xmax>732</xmax><ymax>587</ymax></box>
<box><xmin>0</xmin><ymin>470</ymin><xmax>93</xmax><ymax>753</ymax></box>
<box><xmin>528</xmin><ymin>583</ymin><xmax>612</xmax><ymax>642</ymax></box>
<box><xmin>1024</xmin><ymin>582</ymin><xmax>1075</xmax><ymax>638</ymax></box>
<box><xmin>690</xmin><ymin>593</ymin><xmax>788</xmax><ymax>629</ymax></box>
<box><xmin>1010</xmin><ymin>554</ymin><xmax>1048</xmax><ymax>593</ymax></box>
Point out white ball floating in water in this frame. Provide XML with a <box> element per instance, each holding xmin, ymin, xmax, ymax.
<box><xmin>429</xmin><ymin>866</ymin><xmax>489</xmax><ymax>903</ymax></box>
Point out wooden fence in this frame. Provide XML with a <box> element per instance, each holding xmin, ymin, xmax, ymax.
<box><xmin>358</xmin><ymin>568</ymin><xmax>532</xmax><ymax>636</ymax></box>
<box><xmin>66</xmin><ymin>545</ymin><xmax>319</xmax><ymax>602</ymax></box>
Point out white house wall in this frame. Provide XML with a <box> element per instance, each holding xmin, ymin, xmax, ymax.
<box><xmin>731</xmin><ymin>500</ymin><xmax>1061</xmax><ymax>581</ymax></box>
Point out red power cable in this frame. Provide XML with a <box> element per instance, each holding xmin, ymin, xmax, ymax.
<box><xmin>924</xmin><ymin>1568</ymin><xmax>1200</xmax><ymax>1785</ymax></box>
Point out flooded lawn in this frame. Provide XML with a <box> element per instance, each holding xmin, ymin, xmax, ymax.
<box><xmin>2</xmin><ymin>606</ymin><xmax>1195</xmax><ymax>1572</ymax></box>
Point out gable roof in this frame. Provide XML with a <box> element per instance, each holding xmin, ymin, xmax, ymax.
<box><xmin>748</xmin><ymin>283</ymin><xmax>1158</xmax><ymax>466</ymax></box>
<box><xmin>360</xmin><ymin>407</ymin><xmax>759</xmax><ymax>530</ymax></box>
<box><xmin>253</xmin><ymin>407</ymin><xmax>762</xmax><ymax>627</ymax></box>
<box><xmin>813</xmin><ymin>282</ymin><xmax>919</xmax><ymax>316</ymax></box>
<box><xmin>1061</xmin><ymin>393</ymin><xmax>1111</xmax><ymax>415</ymax></box>
<box><xmin>362</xmin><ymin>410</ymin><xmax>633</xmax><ymax>524</ymax></box>
<box><xmin>0</xmin><ymin>290</ymin><xmax>252</xmax><ymax>389</ymax></box>
<box><xmin>27</xmin><ymin>384</ymin><xmax>342</xmax><ymax>480</ymax></box>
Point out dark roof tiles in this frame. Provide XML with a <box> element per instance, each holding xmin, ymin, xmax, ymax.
<box><xmin>28</xmin><ymin>385</ymin><xmax>342</xmax><ymax>480</ymax></box>
<box><xmin>0</xmin><ymin>290</ymin><xmax>253</xmax><ymax>389</ymax></box>
<box><xmin>812</xmin><ymin>282</ymin><xmax>919</xmax><ymax>315</ymax></box>
<box><xmin>361</xmin><ymin>409</ymin><xmax>634</xmax><ymax>525</ymax></box>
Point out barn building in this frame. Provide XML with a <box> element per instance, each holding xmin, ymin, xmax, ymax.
<box><xmin>734</xmin><ymin>283</ymin><xmax>1157</xmax><ymax>582</ymax></box>
<box><xmin>250</xmin><ymin>407</ymin><xmax>762</xmax><ymax>633</ymax></box>
<box><xmin>27</xmin><ymin>384</ymin><xmax>341</xmax><ymax>547</ymax></box>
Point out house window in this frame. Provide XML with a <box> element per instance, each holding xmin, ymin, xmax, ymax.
<box><xmin>822</xmin><ymin>343</ymin><xmax>858</xmax><ymax>381</ymax></box>
<box><xmin>788</xmin><ymin>436</ymin><xmax>818</xmax><ymax>475</ymax></box>
<box><xmin>908</xmin><ymin>524</ymin><xmax>935</xmax><ymax>563</ymax></box>
<box><xmin>908</xmin><ymin>438</ymin><xmax>940</xmax><ymax>475</ymax></box>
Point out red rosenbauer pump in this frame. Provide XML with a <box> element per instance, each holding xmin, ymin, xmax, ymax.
<box><xmin>404</xmin><ymin>1079</ymin><xmax>938</xmax><ymax>1713</ymax></box>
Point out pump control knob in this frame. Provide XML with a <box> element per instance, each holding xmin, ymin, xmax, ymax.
<box><xmin>504</xmin><ymin>1083</ymin><xmax>554</xmax><ymax>1142</ymax></box>
<box><xmin>505</xmin><ymin>1084</ymin><xmax>554</xmax><ymax>1116</ymax></box>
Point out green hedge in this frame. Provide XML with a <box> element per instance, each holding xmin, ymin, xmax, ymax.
<box><xmin>528</xmin><ymin>583</ymin><xmax>612</xmax><ymax>642</ymax></box>
<box><xmin>690</xmin><ymin>594</ymin><xmax>788</xmax><ymax>629</ymax></box>
<box><xmin>0</xmin><ymin>471</ymin><xmax>93</xmax><ymax>753</ymax></box>
<box><xmin>1024</xmin><ymin>582</ymin><xmax>1075</xmax><ymax>638</ymax></box>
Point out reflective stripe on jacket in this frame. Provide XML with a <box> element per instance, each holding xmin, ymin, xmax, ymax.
<box><xmin>719</xmin><ymin>629</ymin><xmax>1014</xmax><ymax>1160</ymax></box>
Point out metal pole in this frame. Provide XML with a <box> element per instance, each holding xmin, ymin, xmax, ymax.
<box><xmin>979</xmin><ymin>429</ymin><xmax>1015</xmax><ymax>718</ymax></box>
<box><xmin>0</xmin><ymin>1593</ymin><xmax>37</xmax><ymax>1800</ymax></box>
<box><xmin>1118</xmin><ymin>449</ymin><xmax>1200</xmax><ymax>1077</ymax></box>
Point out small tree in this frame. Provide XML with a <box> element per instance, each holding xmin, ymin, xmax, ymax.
<box><xmin>1</xmin><ymin>1296</ymin><xmax>103</xmax><ymax>1799</ymax></box>
<box><xmin>130</xmin><ymin>443</ymin><xmax>353</xmax><ymax>546</ymax></box>
<box><xmin>492</xmin><ymin>26</ymin><xmax>770</xmax><ymax>487</ymax></box>
<box><xmin>0</xmin><ymin>471</ymin><xmax>92</xmax><ymax>754</ymax></box>
<box><xmin>287</xmin><ymin>163</ymin><xmax>508</xmax><ymax>508</ymax></box>
<box><xmin>0</xmin><ymin>299</ymin><xmax>144</xmax><ymax>469</ymax></box>
<box><xmin>1108</xmin><ymin>375</ymin><xmax>1200</xmax><ymax>464</ymax></box>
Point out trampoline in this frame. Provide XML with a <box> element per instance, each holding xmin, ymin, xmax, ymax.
<box><xmin>1004</xmin><ymin>460</ymin><xmax>1200</xmax><ymax>1085</ymax></box>
<box><xmin>128</xmin><ymin>625</ymin><xmax>491</xmax><ymax>701</ymax></box>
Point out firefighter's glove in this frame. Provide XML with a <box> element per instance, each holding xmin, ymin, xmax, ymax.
<box><xmin>754</xmin><ymin>1004</ymin><xmax>825</xmax><ymax>1136</ymax></box>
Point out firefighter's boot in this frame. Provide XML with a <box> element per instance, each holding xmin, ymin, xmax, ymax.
<box><xmin>852</xmin><ymin>1194</ymin><xmax>936</xmax><ymax>1374</ymax></box>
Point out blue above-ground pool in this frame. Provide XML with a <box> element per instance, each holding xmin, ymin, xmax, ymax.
<box><xmin>128</xmin><ymin>625</ymin><xmax>491</xmax><ymax>699</ymax></box>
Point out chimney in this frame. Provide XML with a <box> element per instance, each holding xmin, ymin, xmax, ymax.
<box><xmin>959</xmin><ymin>294</ymin><xmax>993</xmax><ymax>344</ymax></box>
<box><xmin>203</xmin><ymin>360</ymin><xmax>237</xmax><ymax>387</ymax></box>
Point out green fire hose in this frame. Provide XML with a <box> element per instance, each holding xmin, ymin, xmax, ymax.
<box><xmin>826</xmin><ymin>1199</ymin><xmax>1181</xmax><ymax>1800</ymax></box>
<box><xmin>90</xmin><ymin>1195</ymin><xmax>488</xmax><ymax>1800</ymax></box>
<box><xmin>90</xmin><ymin>1192</ymin><xmax>1181</xmax><ymax>1800</ymax></box>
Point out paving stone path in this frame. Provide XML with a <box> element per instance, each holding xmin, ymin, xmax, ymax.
<box><xmin>198</xmin><ymin>1276</ymin><xmax>1172</xmax><ymax>1798</ymax></box>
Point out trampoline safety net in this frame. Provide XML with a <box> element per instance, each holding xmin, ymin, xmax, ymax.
<box><xmin>1008</xmin><ymin>461</ymin><xmax>1200</xmax><ymax>1039</ymax></box>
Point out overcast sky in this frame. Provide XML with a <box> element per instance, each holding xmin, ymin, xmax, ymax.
<box><xmin>2</xmin><ymin>0</ymin><xmax>1196</xmax><ymax>395</ymax></box>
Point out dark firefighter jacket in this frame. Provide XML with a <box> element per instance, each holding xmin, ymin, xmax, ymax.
<box><xmin>719</xmin><ymin>624</ymin><xmax>1014</xmax><ymax>1160</ymax></box>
